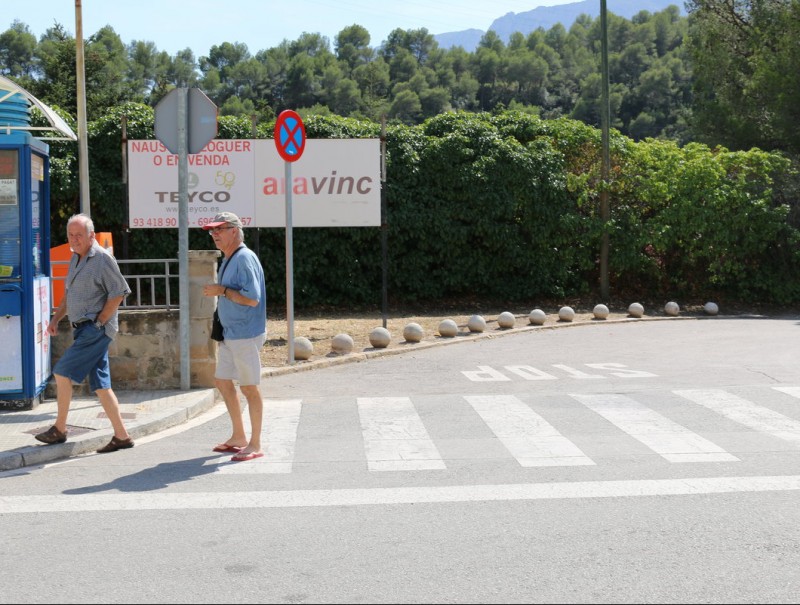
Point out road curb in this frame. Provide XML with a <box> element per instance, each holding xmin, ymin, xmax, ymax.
<box><xmin>260</xmin><ymin>315</ymin><xmax>699</xmax><ymax>378</ymax></box>
<box><xmin>0</xmin><ymin>389</ymin><xmax>218</xmax><ymax>472</ymax></box>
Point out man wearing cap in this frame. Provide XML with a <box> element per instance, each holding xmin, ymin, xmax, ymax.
<box><xmin>202</xmin><ymin>212</ymin><xmax>267</xmax><ymax>461</ymax></box>
<box><xmin>36</xmin><ymin>213</ymin><xmax>134</xmax><ymax>453</ymax></box>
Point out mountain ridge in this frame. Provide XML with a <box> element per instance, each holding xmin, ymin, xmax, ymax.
<box><xmin>434</xmin><ymin>0</ymin><xmax>685</xmax><ymax>50</ymax></box>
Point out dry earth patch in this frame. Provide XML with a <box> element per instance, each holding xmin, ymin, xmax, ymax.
<box><xmin>259</xmin><ymin>300</ymin><xmax>724</xmax><ymax>368</ymax></box>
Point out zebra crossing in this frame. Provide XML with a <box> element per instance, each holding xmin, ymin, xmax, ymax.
<box><xmin>212</xmin><ymin>385</ymin><xmax>800</xmax><ymax>473</ymax></box>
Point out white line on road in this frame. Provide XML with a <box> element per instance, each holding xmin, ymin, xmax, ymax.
<box><xmin>774</xmin><ymin>386</ymin><xmax>800</xmax><ymax>400</ymax></box>
<box><xmin>2</xmin><ymin>475</ymin><xmax>800</xmax><ymax>514</ymax></box>
<box><xmin>570</xmin><ymin>393</ymin><xmax>739</xmax><ymax>463</ymax></box>
<box><xmin>213</xmin><ymin>399</ymin><xmax>303</xmax><ymax>474</ymax></box>
<box><xmin>675</xmin><ymin>389</ymin><xmax>800</xmax><ymax>443</ymax></box>
<box><xmin>465</xmin><ymin>395</ymin><xmax>594</xmax><ymax>466</ymax></box>
<box><xmin>357</xmin><ymin>397</ymin><xmax>446</xmax><ymax>471</ymax></box>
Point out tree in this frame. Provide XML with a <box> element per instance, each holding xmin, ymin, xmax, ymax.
<box><xmin>504</xmin><ymin>46</ymin><xmax>549</xmax><ymax>106</ymax></box>
<box><xmin>30</xmin><ymin>24</ymin><xmax>77</xmax><ymax>114</ymax></box>
<box><xmin>353</xmin><ymin>57</ymin><xmax>390</xmax><ymax>101</ymax></box>
<box><xmin>686</xmin><ymin>0</ymin><xmax>800</xmax><ymax>153</ymax></box>
<box><xmin>80</xmin><ymin>26</ymin><xmax>138</xmax><ymax>116</ymax></box>
<box><xmin>5</xmin><ymin>9</ymin><xmax>700</xmax><ymax>141</ymax></box>
<box><xmin>127</xmin><ymin>40</ymin><xmax>160</xmax><ymax>100</ymax></box>
<box><xmin>389</xmin><ymin>88</ymin><xmax>421</xmax><ymax>123</ymax></box>
<box><xmin>0</xmin><ymin>20</ymin><xmax>37</xmax><ymax>80</ymax></box>
<box><xmin>335</xmin><ymin>24</ymin><xmax>373</xmax><ymax>73</ymax></box>
<box><xmin>472</xmin><ymin>45</ymin><xmax>502</xmax><ymax>110</ymax></box>
<box><xmin>152</xmin><ymin>48</ymin><xmax>199</xmax><ymax>101</ymax></box>
<box><xmin>380</xmin><ymin>28</ymin><xmax>437</xmax><ymax>66</ymax></box>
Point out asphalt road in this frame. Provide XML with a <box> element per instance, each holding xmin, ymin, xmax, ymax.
<box><xmin>1</xmin><ymin>317</ymin><xmax>799</xmax><ymax>604</ymax></box>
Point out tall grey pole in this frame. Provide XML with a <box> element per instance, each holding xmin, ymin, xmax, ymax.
<box><xmin>249</xmin><ymin>114</ymin><xmax>260</xmax><ymax>257</ymax></box>
<box><xmin>121</xmin><ymin>115</ymin><xmax>129</xmax><ymax>260</ymax></box>
<box><xmin>380</xmin><ymin>116</ymin><xmax>388</xmax><ymax>329</ymax></box>
<box><xmin>599</xmin><ymin>0</ymin><xmax>611</xmax><ymax>300</ymax></box>
<box><xmin>177</xmin><ymin>89</ymin><xmax>190</xmax><ymax>389</ymax></box>
<box><xmin>74</xmin><ymin>0</ymin><xmax>90</xmax><ymax>216</ymax></box>
<box><xmin>285</xmin><ymin>160</ymin><xmax>295</xmax><ymax>364</ymax></box>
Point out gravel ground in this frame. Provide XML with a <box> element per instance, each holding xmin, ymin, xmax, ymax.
<box><xmin>258</xmin><ymin>300</ymin><xmax>708</xmax><ymax>368</ymax></box>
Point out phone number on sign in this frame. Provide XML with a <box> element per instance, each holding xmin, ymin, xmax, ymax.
<box><xmin>196</xmin><ymin>215</ymin><xmax>253</xmax><ymax>227</ymax></box>
<box><xmin>132</xmin><ymin>217</ymin><xmax>177</xmax><ymax>227</ymax></box>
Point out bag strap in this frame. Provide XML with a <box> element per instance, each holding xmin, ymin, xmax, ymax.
<box><xmin>219</xmin><ymin>246</ymin><xmax>243</xmax><ymax>283</ymax></box>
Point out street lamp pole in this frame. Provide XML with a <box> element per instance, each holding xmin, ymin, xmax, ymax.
<box><xmin>75</xmin><ymin>0</ymin><xmax>90</xmax><ymax>216</ymax></box>
<box><xmin>599</xmin><ymin>0</ymin><xmax>611</xmax><ymax>300</ymax></box>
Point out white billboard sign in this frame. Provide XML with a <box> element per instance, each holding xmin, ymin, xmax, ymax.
<box><xmin>127</xmin><ymin>138</ymin><xmax>380</xmax><ymax>228</ymax></box>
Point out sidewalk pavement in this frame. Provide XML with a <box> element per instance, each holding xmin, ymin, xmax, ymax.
<box><xmin>0</xmin><ymin>389</ymin><xmax>219</xmax><ymax>472</ymax></box>
<box><xmin>0</xmin><ymin>331</ymin><xmax>468</xmax><ymax>472</ymax></box>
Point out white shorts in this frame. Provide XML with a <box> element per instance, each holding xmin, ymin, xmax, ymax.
<box><xmin>215</xmin><ymin>333</ymin><xmax>266</xmax><ymax>386</ymax></box>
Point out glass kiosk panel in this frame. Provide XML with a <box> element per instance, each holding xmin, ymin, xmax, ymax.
<box><xmin>0</xmin><ymin>149</ymin><xmax>20</xmax><ymax>276</ymax></box>
<box><xmin>0</xmin><ymin>148</ymin><xmax>22</xmax><ymax>391</ymax></box>
<box><xmin>0</xmin><ymin>142</ymin><xmax>51</xmax><ymax>408</ymax></box>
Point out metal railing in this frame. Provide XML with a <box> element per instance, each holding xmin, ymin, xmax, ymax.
<box><xmin>52</xmin><ymin>258</ymin><xmax>179</xmax><ymax>310</ymax></box>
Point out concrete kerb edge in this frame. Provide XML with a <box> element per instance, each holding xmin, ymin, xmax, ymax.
<box><xmin>0</xmin><ymin>388</ymin><xmax>218</xmax><ymax>472</ymax></box>
<box><xmin>260</xmin><ymin>314</ymin><xmax>699</xmax><ymax>378</ymax></box>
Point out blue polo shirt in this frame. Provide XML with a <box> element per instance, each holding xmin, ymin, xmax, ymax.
<box><xmin>217</xmin><ymin>245</ymin><xmax>267</xmax><ymax>340</ymax></box>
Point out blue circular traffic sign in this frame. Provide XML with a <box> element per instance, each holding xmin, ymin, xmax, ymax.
<box><xmin>274</xmin><ymin>110</ymin><xmax>306</xmax><ymax>162</ymax></box>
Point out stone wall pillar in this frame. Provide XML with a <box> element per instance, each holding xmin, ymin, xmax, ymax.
<box><xmin>189</xmin><ymin>249</ymin><xmax>221</xmax><ymax>387</ymax></box>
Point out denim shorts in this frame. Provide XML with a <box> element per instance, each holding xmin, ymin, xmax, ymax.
<box><xmin>53</xmin><ymin>322</ymin><xmax>112</xmax><ymax>391</ymax></box>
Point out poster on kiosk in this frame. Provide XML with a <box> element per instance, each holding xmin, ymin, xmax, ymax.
<box><xmin>0</xmin><ymin>132</ymin><xmax>51</xmax><ymax>409</ymax></box>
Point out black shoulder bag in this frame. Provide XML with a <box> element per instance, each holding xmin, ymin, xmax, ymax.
<box><xmin>211</xmin><ymin>247</ymin><xmax>241</xmax><ymax>342</ymax></box>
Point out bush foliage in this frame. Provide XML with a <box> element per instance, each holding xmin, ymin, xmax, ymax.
<box><xmin>47</xmin><ymin>108</ymin><xmax>800</xmax><ymax>308</ymax></box>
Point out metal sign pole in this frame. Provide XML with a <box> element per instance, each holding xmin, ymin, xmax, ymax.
<box><xmin>177</xmin><ymin>88</ymin><xmax>190</xmax><ymax>389</ymax></box>
<box><xmin>380</xmin><ymin>116</ymin><xmax>388</xmax><ymax>329</ymax></box>
<box><xmin>153</xmin><ymin>86</ymin><xmax>217</xmax><ymax>390</ymax></box>
<box><xmin>273</xmin><ymin>110</ymin><xmax>304</xmax><ymax>365</ymax></box>
<box><xmin>285</xmin><ymin>160</ymin><xmax>295</xmax><ymax>364</ymax></box>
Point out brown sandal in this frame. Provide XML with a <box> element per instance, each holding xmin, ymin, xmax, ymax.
<box><xmin>96</xmin><ymin>436</ymin><xmax>134</xmax><ymax>453</ymax></box>
<box><xmin>35</xmin><ymin>426</ymin><xmax>67</xmax><ymax>445</ymax></box>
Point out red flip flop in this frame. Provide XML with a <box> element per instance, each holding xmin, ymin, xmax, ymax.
<box><xmin>212</xmin><ymin>443</ymin><xmax>243</xmax><ymax>453</ymax></box>
<box><xmin>231</xmin><ymin>451</ymin><xmax>264</xmax><ymax>462</ymax></box>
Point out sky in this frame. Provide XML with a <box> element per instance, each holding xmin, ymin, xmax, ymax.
<box><xmin>7</xmin><ymin>0</ymin><xmax>576</xmax><ymax>57</ymax></box>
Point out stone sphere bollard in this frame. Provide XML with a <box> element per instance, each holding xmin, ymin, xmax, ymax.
<box><xmin>331</xmin><ymin>333</ymin><xmax>354</xmax><ymax>355</ymax></box>
<box><xmin>438</xmin><ymin>319</ymin><xmax>458</xmax><ymax>337</ymax></box>
<box><xmin>369</xmin><ymin>327</ymin><xmax>391</xmax><ymax>348</ymax></box>
<box><xmin>593</xmin><ymin>304</ymin><xmax>610</xmax><ymax>320</ymax></box>
<box><xmin>403</xmin><ymin>322</ymin><xmax>424</xmax><ymax>343</ymax></box>
<box><xmin>558</xmin><ymin>306</ymin><xmax>575</xmax><ymax>322</ymax></box>
<box><xmin>294</xmin><ymin>337</ymin><xmax>313</xmax><ymax>360</ymax></box>
<box><xmin>467</xmin><ymin>314</ymin><xmax>486</xmax><ymax>333</ymax></box>
<box><xmin>628</xmin><ymin>302</ymin><xmax>645</xmax><ymax>318</ymax></box>
<box><xmin>664</xmin><ymin>301</ymin><xmax>680</xmax><ymax>316</ymax></box>
<box><xmin>529</xmin><ymin>309</ymin><xmax>547</xmax><ymax>325</ymax></box>
<box><xmin>497</xmin><ymin>312</ymin><xmax>516</xmax><ymax>329</ymax></box>
<box><xmin>704</xmin><ymin>302</ymin><xmax>719</xmax><ymax>316</ymax></box>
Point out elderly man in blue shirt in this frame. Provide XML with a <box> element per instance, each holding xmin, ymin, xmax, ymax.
<box><xmin>202</xmin><ymin>212</ymin><xmax>267</xmax><ymax>462</ymax></box>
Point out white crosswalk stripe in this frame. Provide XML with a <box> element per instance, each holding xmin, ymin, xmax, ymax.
<box><xmin>213</xmin><ymin>399</ymin><xmax>302</xmax><ymax>474</ymax></box>
<box><xmin>774</xmin><ymin>386</ymin><xmax>800</xmax><ymax>400</ymax></box>
<box><xmin>569</xmin><ymin>393</ymin><xmax>738</xmax><ymax>462</ymax></box>
<box><xmin>357</xmin><ymin>397</ymin><xmax>446</xmax><ymax>471</ymax></box>
<box><xmin>674</xmin><ymin>389</ymin><xmax>800</xmax><ymax>444</ymax></box>
<box><xmin>204</xmin><ymin>387</ymin><xmax>800</xmax><ymax>474</ymax></box>
<box><xmin>464</xmin><ymin>394</ymin><xmax>594</xmax><ymax>466</ymax></box>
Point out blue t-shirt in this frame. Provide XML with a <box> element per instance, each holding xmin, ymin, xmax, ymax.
<box><xmin>217</xmin><ymin>245</ymin><xmax>267</xmax><ymax>340</ymax></box>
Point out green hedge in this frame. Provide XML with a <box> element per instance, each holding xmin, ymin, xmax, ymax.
<box><xmin>45</xmin><ymin>106</ymin><xmax>800</xmax><ymax>307</ymax></box>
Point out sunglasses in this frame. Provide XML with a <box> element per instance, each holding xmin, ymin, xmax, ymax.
<box><xmin>208</xmin><ymin>226</ymin><xmax>234</xmax><ymax>234</ymax></box>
